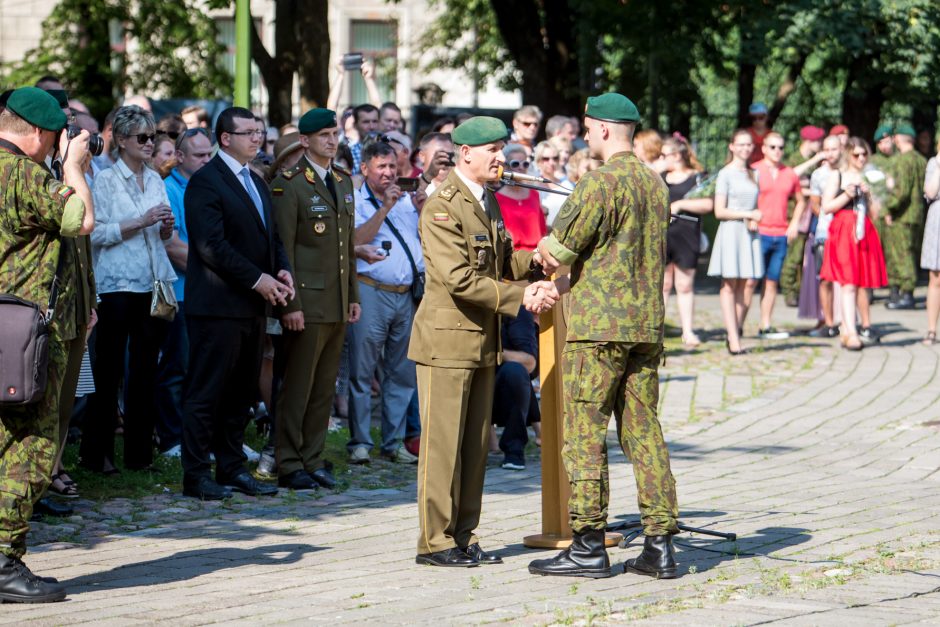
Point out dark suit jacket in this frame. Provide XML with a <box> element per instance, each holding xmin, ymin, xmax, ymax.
<box><xmin>183</xmin><ymin>154</ymin><xmax>291</xmax><ymax>318</ymax></box>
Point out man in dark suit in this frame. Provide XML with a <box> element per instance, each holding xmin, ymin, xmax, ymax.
<box><xmin>182</xmin><ymin>107</ymin><xmax>293</xmax><ymax>500</ymax></box>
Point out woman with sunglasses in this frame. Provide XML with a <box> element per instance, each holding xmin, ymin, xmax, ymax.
<box><xmin>707</xmin><ymin>129</ymin><xmax>763</xmax><ymax>355</ymax></box>
<box><xmin>495</xmin><ymin>144</ymin><xmax>547</xmax><ymax>251</ymax></box>
<box><xmin>83</xmin><ymin>105</ymin><xmax>177</xmax><ymax>474</ymax></box>
<box><xmin>819</xmin><ymin>137</ymin><xmax>887</xmax><ymax>350</ymax></box>
<box><xmin>534</xmin><ymin>140</ymin><xmax>573</xmax><ymax>226</ymax></box>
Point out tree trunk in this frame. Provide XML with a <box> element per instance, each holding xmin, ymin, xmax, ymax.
<box><xmin>841</xmin><ymin>58</ymin><xmax>886</xmax><ymax>143</ymax></box>
<box><xmin>298</xmin><ymin>0</ymin><xmax>330</xmax><ymax>109</ymax></box>
<box><xmin>767</xmin><ymin>54</ymin><xmax>807</xmax><ymax>127</ymax></box>
<box><xmin>249</xmin><ymin>1</ymin><xmax>296</xmax><ymax>128</ymax></box>
<box><xmin>736</xmin><ymin>62</ymin><xmax>756</xmax><ymax>129</ymax></box>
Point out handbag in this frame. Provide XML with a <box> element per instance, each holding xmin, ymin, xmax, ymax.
<box><xmin>0</xmin><ymin>251</ymin><xmax>64</xmax><ymax>405</ymax></box>
<box><xmin>365</xmin><ymin>188</ymin><xmax>425</xmax><ymax>303</ymax></box>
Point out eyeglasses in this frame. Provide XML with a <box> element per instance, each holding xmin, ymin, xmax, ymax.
<box><xmin>518</xmin><ymin>120</ymin><xmax>539</xmax><ymax>127</ymax></box>
<box><xmin>128</xmin><ymin>133</ymin><xmax>156</xmax><ymax>145</ymax></box>
<box><xmin>228</xmin><ymin>130</ymin><xmax>264</xmax><ymax>138</ymax></box>
<box><xmin>765</xmin><ymin>144</ymin><xmax>784</xmax><ymax>150</ymax></box>
<box><xmin>508</xmin><ymin>159</ymin><xmax>530</xmax><ymax>169</ymax></box>
<box><xmin>852</xmin><ymin>151</ymin><xmax>868</xmax><ymax>158</ymax></box>
<box><xmin>164</xmin><ymin>131</ymin><xmax>180</xmax><ymax>140</ymax></box>
<box><xmin>175</xmin><ymin>127</ymin><xmax>211</xmax><ymax>150</ymax></box>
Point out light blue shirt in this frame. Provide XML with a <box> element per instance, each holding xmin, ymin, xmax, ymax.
<box><xmin>165</xmin><ymin>168</ymin><xmax>190</xmax><ymax>301</ymax></box>
<box><xmin>354</xmin><ymin>184</ymin><xmax>425</xmax><ymax>286</ymax></box>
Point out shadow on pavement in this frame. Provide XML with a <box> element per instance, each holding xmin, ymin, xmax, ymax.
<box><xmin>63</xmin><ymin>543</ymin><xmax>322</xmax><ymax>592</ymax></box>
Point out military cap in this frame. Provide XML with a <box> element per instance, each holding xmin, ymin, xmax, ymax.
<box><xmin>5</xmin><ymin>86</ymin><xmax>67</xmax><ymax>131</ymax></box>
<box><xmin>273</xmin><ymin>132</ymin><xmax>302</xmax><ymax>160</ymax></box>
<box><xmin>42</xmin><ymin>88</ymin><xmax>69</xmax><ymax>109</ymax></box>
<box><xmin>451</xmin><ymin>116</ymin><xmax>509</xmax><ymax>146</ymax></box>
<box><xmin>585</xmin><ymin>92</ymin><xmax>640</xmax><ymax>123</ymax></box>
<box><xmin>829</xmin><ymin>124</ymin><xmax>849</xmax><ymax>136</ymax></box>
<box><xmin>873</xmin><ymin>125</ymin><xmax>894</xmax><ymax>141</ymax></box>
<box><xmin>298</xmin><ymin>108</ymin><xmax>337</xmax><ymax>134</ymax></box>
<box><xmin>799</xmin><ymin>125</ymin><xmax>825</xmax><ymax>141</ymax></box>
<box><xmin>894</xmin><ymin>124</ymin><xmax>916</xmax><ymax>138</ymax></box>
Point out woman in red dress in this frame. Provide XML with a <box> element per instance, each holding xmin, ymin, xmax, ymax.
<box><xmin>495</xmin><ymin>144</ymin><xmax>547</xmax><ymax>251</ymax></box>
<box><xmin>820</xmin><ymin>137</ymin><xmax>887</xmax><ymax>350</ymax></box>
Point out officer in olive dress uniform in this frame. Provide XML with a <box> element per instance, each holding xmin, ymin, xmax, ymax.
<box><xmin>271</xmin><ymin>109</ymin><xmax>360</xmax><ymax>492</ymax></box>
<box><xmin>0</xmin><ymin>87</ymin><xmax>93</xmax><ymax>601</ymax></box>
<box><xmin>409</xmin><ymin>116</ymin><xmax>559</xmax><ymax>567</ymax></box>
<box><xmin>531</xmin><ymin>93</ymin><xmax>680</xmax><ymax>580</ymax></box>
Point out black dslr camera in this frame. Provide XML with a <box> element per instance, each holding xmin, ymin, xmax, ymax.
<box><xmin>66</xmin><ymin>125</ymin><xmax>104</xmax><ymax>156</ymax></box>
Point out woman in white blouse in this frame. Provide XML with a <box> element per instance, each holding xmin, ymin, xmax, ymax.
<box><xmin>81</xmin><ymin>105</ymin><xmax>177</xmax><ymax>474</ymax></box>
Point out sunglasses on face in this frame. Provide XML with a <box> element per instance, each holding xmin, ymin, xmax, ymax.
<box><xmin>128</xmin><ymin>133</ymin><xmax>156</xmax><ymax>145</ymax></box>
<box><xmin>852</xmin><ymin>151</ymin><xmax>868</xmax><ymax>158</ymax></box>
<box><xmin>175</xmin><ymin>127</ymin><xmax>211</xmax><ymax>150</ymax></box>
<box><xmin>519</xmin><ymin>120</ymin><xmax>539</xmax><ymax>127</ymax></box>
<box><xmin>539</xmin><ymin>155</ymin><xmax>559</xmax><ymax>162</ymax></box>
<box><xmin>508</xmin><ymin>159</ymin><xmax>530</xmax><ymax>169</ymax></box>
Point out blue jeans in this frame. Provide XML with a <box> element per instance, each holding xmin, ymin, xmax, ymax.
<box><xmin>760</xmin><ymin>235</ymin><xmax>788</xmax><ymax>282</ymax></box>
<box><xmin>492</xmin><ymin>362</ymin><xmax>539</xmax><ymax>465</ymax></box>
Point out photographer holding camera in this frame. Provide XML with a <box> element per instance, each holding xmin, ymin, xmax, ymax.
<box><xmin>0</xmin><ymin>86</ymin><xmax>93</xmax><ymax>602</ymax></box>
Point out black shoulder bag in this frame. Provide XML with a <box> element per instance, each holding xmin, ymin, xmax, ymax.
<box><xmin>365</xmin><ymin>189</ymin><xmax>425</xmax><ymax>303</ymax></box>
<box><xmin>0</xmin><ymin>248</ymin><xmax>65</xmax><ymax>405</ymax></box>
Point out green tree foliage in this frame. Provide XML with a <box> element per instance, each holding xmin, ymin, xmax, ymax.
<box><xmin>2</xmin><ymin>0</ymin><xmax>230</xmax><ymax>120</ymax></box>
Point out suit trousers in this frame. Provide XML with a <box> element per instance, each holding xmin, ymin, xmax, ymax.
<box><xmin>82</xmin><ymin>292</ymin><xmax>167</xmax><ymax>470</ymax></box>
<box><xmin>182</xmin><ymin>315</ymin><xmax>264</xmax><ymax>484</ymax></box>
<box><xmin>275</xmin><ymin>320</ymin><xmax>345</xmax><ymax>476</ymax></box>
<box><xmin>416</xmin><ymin>364</ymin><xmax>495</xmax><ymax>554</ymax></box>
<box><xmin>347</xmin><ymin>284</ymin><xmax>417</xmax><ymax>454</ymax></box>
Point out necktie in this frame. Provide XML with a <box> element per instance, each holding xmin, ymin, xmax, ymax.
<box><xmin>240</xmin><ymin>168</ymin><xmax>266</xmax><ymax>227</ymax></box>
<box><xmin>325</xmin><ymin>170</ymin><xmax>338</xmax><ymax>205</ymax></box>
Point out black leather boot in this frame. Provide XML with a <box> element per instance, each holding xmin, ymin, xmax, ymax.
<box><xmin>885</xmin><ymin>286</ymin><xmax>900</xmax><ymax>308</ymax></box>
<box><xmin>624</xmin><ymin>535</ymin><xmax>678</xmax><ymax>579</ymax></box>
<box><xmin>528</xmin><ymin>529</ymin><xmax>611</xmax><ymax>578</ymax></box>
<box><xmin>887</xmin><ymin>290</ymin><xmax>915</xmax><ymax>310</ymax></box>
<box><xmin>0</xmin><ymin>554</ymin><xmax>66</xmax><ymax>603</ymax></box>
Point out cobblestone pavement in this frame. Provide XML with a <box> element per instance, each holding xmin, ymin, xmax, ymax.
<box><xmin>6</xmin><ymin>287</ymin><xmax>940</xmax><ymax>625</ymax></box>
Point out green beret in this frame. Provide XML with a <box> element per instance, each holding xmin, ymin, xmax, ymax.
<box><xmin>894</xmin><ymin>124</ymin><xmax>916</xmax><ymax>138</ymax></box>
<box><xmin>873</xmin><ymin>125</ymin><xmax>893</xmax><ymax>142</ymax></box>
<box><xmin>451</xmin><ymin>116</ymin><xmax>509</xmax><ymax>146</ymax></box>
<box><xmin>5</xmin><ymin>87</ymin><xmax>67</xmax><ymax>131</ymax></box>
<box><xmin>298</xmin><ymin>108</ymin><xmax>337</xmax><ymax>134</ymax></box>
<box><xmin>585</xmin><ymin>92</ymin><xmax>640</xmax><ymax>123</ymax></box>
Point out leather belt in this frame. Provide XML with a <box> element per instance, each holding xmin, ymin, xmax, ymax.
<box><xmin>359</xmin><ymin>275</ymin><xmax>410</xmax><ymax>294</ymax></box>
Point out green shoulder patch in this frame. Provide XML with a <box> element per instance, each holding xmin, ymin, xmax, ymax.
<box><xmin>438</xmin><ymin>185</ymin><xmax>458</xmax><ymax>200</ymax></box>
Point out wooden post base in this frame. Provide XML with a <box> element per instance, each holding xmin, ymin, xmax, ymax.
<box><xmin>523</xmin><ymin>532</ymin><xmax>623</xmax><ymax>549</ymax></box>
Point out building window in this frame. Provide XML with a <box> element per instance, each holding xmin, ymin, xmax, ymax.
<box><xmin>349</xmin><ymin>20</ymin><xmax>397</xmax><ymax>105</ymax></box>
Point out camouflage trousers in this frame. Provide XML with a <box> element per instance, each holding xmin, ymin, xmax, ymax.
<box><xmin>780</xmin><ymin>232</ymin><xmax>808</xmax><ymax>301</ymax></box>
<box><xmin>883</xmin><ymin>222</ymin><xmax>920</xmax><ymax>292</ymax></box>
<box><xmin>0</xmin><ymin>337</ymin><xmax>66</xmax><ymax>558</ymax></box>
<box><xmin>561</xmin><ymin>341</ymin><xmax>679</xmax><ymax>536</ymax></box>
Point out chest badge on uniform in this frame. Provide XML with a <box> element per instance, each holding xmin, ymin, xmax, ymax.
<box><xmin>311</xmin><ymin>195</ymin><xmax>321</xmax><ymax>203</ymax></box>
<box><xmin>314</xmin><ymin>221</ymin><xmax>327</xmax><ymax>234</ymax></box>
<box><xmin>344</xmin><ymin>193</ymin><xmax>353</xmax><ymax>204</ymax></box>
<box><xmin>304</xmin><ymin>168</ymin><xmax>316</xmax><ymax>184</ymax></box>
<box><xmin>477</xmin><ymin>249</ymin><xmax>488</xmax><ymax>267</ymax></box>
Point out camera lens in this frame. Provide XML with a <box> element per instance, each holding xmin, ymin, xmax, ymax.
<box><xmin>66</xmin><ymin>124</ymin><xmax>104</xmax><ymax>156</ymax></box>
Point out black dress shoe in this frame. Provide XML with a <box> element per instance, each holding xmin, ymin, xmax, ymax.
<box><xmin>528</xmin><ymin>530</ymin><xmax>612</xmax><ymax>578</ymax></box>
<box><xmin>220</xmin><ymin>472</ymin><xmax>278</xmax><ymax>496</ymax></box>
<box><xmin>624</xmin><ymin>535</ymin><xmax>678</xmax><ymax>579</ymax></box>
<box><xmin>309</xmin><ymin>468</ymin><xmax>336</xmax><ymax>490</ymax></box>
<box><xmin>278</xmin><ymin>470</ymin><xmax>318</xmax><ymax>492</ymax></box>
<box><xmin>0</xmin><ymin>555</ymin><xmax>66</xmax><ymax>603</ymax></box>
<box><xmin>415</xmin><ymin>548</ymin><xmax>479</xmax><ymax>567</ymax></box>
<box><xmin>182</xmin><ymin>477</ymin><xmax>232</xmax><ymax>501</ymax></box>
<box><xmin>462</xmin><ymin>543</ymin><xmax>503</xmax><ymax>564</ymax></box>
<box><xmin>31</xmin><ymin>498</ymin><xmax>73</xmax><ymax>519</ymax></box>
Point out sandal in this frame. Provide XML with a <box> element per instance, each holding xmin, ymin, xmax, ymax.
<box><xmin>924</xmin><ymin>331</ymin><xmax>937</xmax><ymax>346</ymax></box>
<box><xmin>681</xmin><ymin>333</ymin><xmax>702</xmax><ymax>349</ymax></box>
<box><xmin>49</xmin><ymin>473</ymin><xmax>79</xmax><ymax>498</ymax></box>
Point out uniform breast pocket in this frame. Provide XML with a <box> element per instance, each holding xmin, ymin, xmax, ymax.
<box><xmin>430</xmin><ymin>307</ymin><xmax>483</xmax><ymax>362</ymax></box>
<box><xmin>468</xmin><ymin>231</ymin><xmax>493</xmax><ymax>270</ymax></box>
<box><xmin>297</xmin><ymin>271</ymin><xmax>325</xmax><ymax>291</ymax></box>
<box><xmin>306</xmin><ymin>206</ymin><xmax>335</xmax><ymax>237</ymax></box>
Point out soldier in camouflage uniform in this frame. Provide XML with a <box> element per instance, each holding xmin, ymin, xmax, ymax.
<box><xmin>884</xmin><ymin>125</ymin><xmax>927</xmax><ymax>310</ymax></box>
<box><xmin>0</xmin><ymin>87</ymin><xmax>93</xmax><ymax>602</ymax></box>
<box><xmin>530</xmin><ymin>93</ymin><xmax>679</xmax><ymax>580</ymax></box>
<box><xmin>868</xmin><ymin>125</ymin><xmax>894</xmax><ymax>252</ymax></box>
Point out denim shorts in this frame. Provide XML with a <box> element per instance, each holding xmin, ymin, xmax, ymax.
<box><xmin>760</xmin><ymin>235</ymin><xmax>788</xmax><ymax>282</ymax></box>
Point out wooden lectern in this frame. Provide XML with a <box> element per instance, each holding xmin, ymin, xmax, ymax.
<box><xmin>523</xmin><ymin>299</ymin><xmax>622</xmax><ymax>549</ymax></box>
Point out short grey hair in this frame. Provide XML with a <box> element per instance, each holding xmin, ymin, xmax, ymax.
<box><xmin>502</xmin><ymin>143</ymin><xmax>528</xmax><ymax>159</ymax></box>
<box><xmin>112</xmin><ymin>105</ymin><xmax>155</xmax><ymax>152</ymax></box>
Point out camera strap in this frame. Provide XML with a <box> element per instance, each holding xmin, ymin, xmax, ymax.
<box><xmin>0</xmin><ymin>138</ymin><xmax>26</xmax><ymax>157</ymax></box>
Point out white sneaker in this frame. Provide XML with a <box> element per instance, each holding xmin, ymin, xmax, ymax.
<box><xmin>382</xmin><ymin>445</ymin><xmax>418</xmax><ymax>464</ymax></box>
<box><xmin>161</xmin><ymin>444</ymin><xmax>182</xmax><ymax>458</ymax></box>
<box><xmin>349</xmin><ymin>445</ymin><xmax>371</xmax><ymax>465</ymax></box>
<box><xmin>242</xmin><ymin>444</ymin><xmax>261</xmax><ymax>462</ymax></box>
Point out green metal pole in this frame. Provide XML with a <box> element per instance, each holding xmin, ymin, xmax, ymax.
<box><xmin>234</xmin><ymin>0</ymin><xmax>250</xmax><ymax>107</ymax></box>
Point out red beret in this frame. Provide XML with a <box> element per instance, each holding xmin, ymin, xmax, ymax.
<box><xmin>829</xmin><ymin>124</ymin><xmax>849</xmax><ymax>136</ymax></box>
<box><xmin>800</xmin><ymin>126</ymin><xmax>825</xmax><ymax>141</ymax></box>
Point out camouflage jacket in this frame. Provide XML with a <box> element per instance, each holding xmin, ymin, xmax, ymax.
<box><xmin>885</xmin><ymin>149</ymin><xmax>927</xmax><ymax>225</ymax></box>
<box><xmin>549</xmin><ymin>151</ymin><xmax>668</xmax><ymax>343</ymax></box>
<box><xmin>0</xmin><ymin>141</ymin><xmax>85</xmax><ymax>334</ymax></box>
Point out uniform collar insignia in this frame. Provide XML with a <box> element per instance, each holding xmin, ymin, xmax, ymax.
<box><xmin>304</xmin><ymin>167</ymin><xmax>316</xmax><ymax>184</ymax></box>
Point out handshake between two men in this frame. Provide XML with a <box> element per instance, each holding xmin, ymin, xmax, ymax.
<box><xmin>521</xmin><ymin>239</ymin><xmax>569</xmax><ymax>315</ymax></box>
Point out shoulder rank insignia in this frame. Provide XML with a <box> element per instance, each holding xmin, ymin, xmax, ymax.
<box><xmin>333</xmin><ymin>163</ymin><xmax>351</xmax><ymax>178</ymax></box>
<box><xmin>272</xmin><ymin>187</ymin><xmax>284</xmax><ymax>197</ymax></box>
<box><xmin>304</xmin><ymin>167</ymin><xmax>317</xmax><ymax>185</ymax></box>
<box><xmin>281</xmin><ymin>165</ymin><xmax>300</xmax><ymax>180</ymax></box>
<box><xmin>439</xmin><ymin>185</ymin><xmax>458</xmax><ymax>200</ymax></box>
